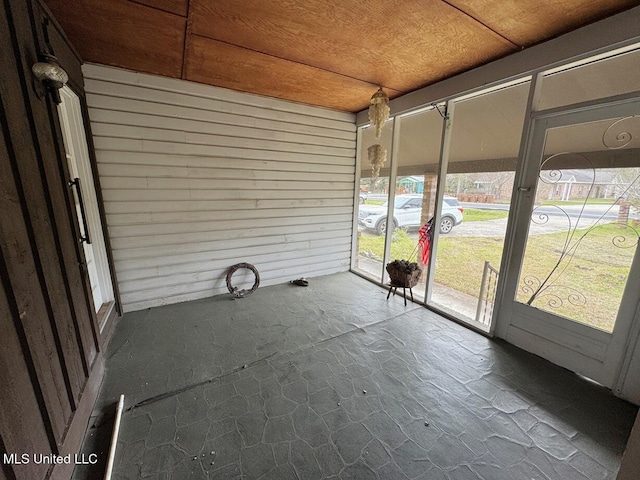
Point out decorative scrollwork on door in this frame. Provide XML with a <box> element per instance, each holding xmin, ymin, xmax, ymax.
<box><xmin>602</xmin><ymin>115</ymin><xmax>639</xmax><ymax>149</ymax></box>
<box><xmin>522</xmin><ymin>116</ymin><xmax>640</xmax><ymax>313</ymax></box>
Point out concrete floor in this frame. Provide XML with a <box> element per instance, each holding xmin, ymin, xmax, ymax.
<box><xmin>74</xmin><ymin>272</ymin><xmax>637</xmax><ymax>480</ymax></box>
<box><xmin>352</xmin><ymin>257</ymin><xmax>485</xmax><ymax>326</ymax></box>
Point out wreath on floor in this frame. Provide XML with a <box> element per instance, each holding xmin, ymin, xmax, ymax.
<box><xmin>226</xmin><ymin>262</ymin><xmax>260</xmax><ymax>298</ymax></box>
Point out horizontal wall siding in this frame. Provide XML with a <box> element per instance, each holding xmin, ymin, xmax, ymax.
<box><xmin>83</xmin><ymin>64</ymin><xmax>356</xmax><ymax>312</ymax></box>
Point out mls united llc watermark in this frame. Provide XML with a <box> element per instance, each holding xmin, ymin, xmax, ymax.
<box><xmin>3</xmin><ymin>453</ymin><xmax>98</xmax><ymax>465</ymax></box>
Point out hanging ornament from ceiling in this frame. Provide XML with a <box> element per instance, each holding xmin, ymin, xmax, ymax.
<box><xmin>368</xmin><ymin>144</ymin><xmax>387</xmax><ymax>178</ymax></box>
<box><xmin>368</xmin><ymin>87</ymin><xmax>390</xmax><ymax>139</ymax></box>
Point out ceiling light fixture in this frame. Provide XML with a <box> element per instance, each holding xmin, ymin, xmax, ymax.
<box><xmin>368</xmin><ymin>87</ymin><xmax>390</xmax><ymax>139</ymax></box>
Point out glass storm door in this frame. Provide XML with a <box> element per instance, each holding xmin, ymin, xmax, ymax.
<box><xmin>499</xmin><ymin>99</ymin><xmax>640</xmax><ymax>388</ymax></box>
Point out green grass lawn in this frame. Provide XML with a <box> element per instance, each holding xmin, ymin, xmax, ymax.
<box><xmin>358</xmin><ymin>222</ymin><xmax>636</xmax><ymax>331</ymax></box>
<box><xmin>462</xmin><ymin>208</ymin><xmax>509</xmax><ymax>222</ymax></box>
<box><xmin>358</xmin><ymin>209</ymin><xmax>508</xmax><ymax>260</ymax></box>
<box><xmin>513</xmin><ymin>223</ymin><xmax>634</xmax><ymax>331</ymax></box>
<box><xmin>359</xmin><ymin>229</ymin><xmax>416</xmax><ymax>261</ymax></box>
<box><xmin>540</xmin><ymin>199</ymin><xmax>613</xmax><ymax>205</ymax></box>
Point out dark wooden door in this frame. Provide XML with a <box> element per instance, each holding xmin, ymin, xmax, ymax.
<box><xmin>0</xmin><ymin>1</ymin><xmax>117</xmax><ymax>479</ymax></box>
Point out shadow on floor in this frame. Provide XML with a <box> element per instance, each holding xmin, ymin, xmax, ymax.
<box><xmin>73</xmin><ymin>272</ymin><xmax>637</xmax><ymax>480</ymax></box>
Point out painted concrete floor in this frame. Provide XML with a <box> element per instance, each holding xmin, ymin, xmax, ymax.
<box><xmin>74</xmin><ymin>272</ymin><xmax>637</xmax><ymax>480</ymax></box>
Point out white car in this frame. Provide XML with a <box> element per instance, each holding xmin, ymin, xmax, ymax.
<box><xmin>359</xmin><ymin>194</ymin><xmax>464</xmax><ymax>235</ymax></box>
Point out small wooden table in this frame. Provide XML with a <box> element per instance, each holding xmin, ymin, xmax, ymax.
<box><xmin>386</xmin><ymin>282</ymin><xmax>415</xmax><ymax>306</ymax></box>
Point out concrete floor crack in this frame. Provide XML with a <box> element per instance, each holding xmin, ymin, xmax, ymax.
<box><xmin>127</xmin><ymin>310</ymin><xmax>414</xmax><ymax>413</ymax></box>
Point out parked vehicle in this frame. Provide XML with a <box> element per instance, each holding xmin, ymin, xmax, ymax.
<box><xmin>358</xmin><ymin>194</ymin><xmax>463</xmax><ymax>235</ymax></box>
<box><xmin>359</xmin><ymin>192</ymin><xmax>368</xmax><ymax>204</ymax></box>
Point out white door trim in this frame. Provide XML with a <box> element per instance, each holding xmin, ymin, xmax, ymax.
<box><xmin>58</xmin><ymin>86</ymin><xmax>115</xmax><ymax>324</ymax></box>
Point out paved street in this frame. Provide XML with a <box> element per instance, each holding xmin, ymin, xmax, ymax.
<box><xmin>460</xmin><ymin>201</ymin><xmax>639</xmax><ymax>221</ymax></box>
<box><xmin>447</xmin><ymin>214</ymin><xmax>604</xmax><ymax>238</ymax></box>
<box><xmin>359</xmin><ymin>201</ymin><xmax>626</xmax><ymax>239</ymax></box>
<box><xmin>359</xmin><ymin>214</ymin><xmax>606</xmax><ymax>239</ymax></box>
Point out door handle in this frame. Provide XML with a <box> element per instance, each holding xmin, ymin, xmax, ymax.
<box><xmin>68</xmin><ymin>177</ymin><xmax>92</xmax><ymax>244</ymax></box>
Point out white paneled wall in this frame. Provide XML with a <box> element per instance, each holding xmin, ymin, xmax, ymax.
<box><xmin>83</xmin><ymin>64</ymin><xmax>356</xmax><ymax>312</ymax></box>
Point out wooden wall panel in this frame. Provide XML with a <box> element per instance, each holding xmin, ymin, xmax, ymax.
<box><xmin>32</xmin><ymin>2</ymin><xmax>103</xmax><ymax>372</ymax></box>
<box><xmin>84</xmin><ymin>64</ymin><xmax>357</xmax><ymax>312</ymax></box>
<box><xmin>1</xmin><ymin>3</ymin><xmax>110</xmax><ymax>479</ymax></box>
<box><xmin>0</xmin><ymin>1</ymin><xmax>72</xmax><ymax>444</ymax></box>
<box><xmin>0</xmin><ymin>132</ymin><xmax>51</xmax><ymax>480</ymax></box>
<box><xmin>17</xmin><ymin>0</ymin><xmax>109</xmax><ymax>406</ymax></box>
<box><xmin>44</xmin><ymin>0</ymin><xmax>186</xmax><ymax>78</ymax></box>
<box><xmin>37</xmin><ymin>1</ymin><xmax>84</xmax><ymax>94</ymax></box>
<box><xmin>190</xmin><ymin>0</ymin><xmax>516</xmax><ymax>93</ymax></box>
<box><xmin>184</xmin><ymin>34</ymin><xmax>395</xmax><ymax>112</ymax></box>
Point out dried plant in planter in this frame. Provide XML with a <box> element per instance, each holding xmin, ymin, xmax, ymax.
<box><xmin>386</xmin><ymin>259</ymin><xmax>422</xmax><ymax>287</ymax></box>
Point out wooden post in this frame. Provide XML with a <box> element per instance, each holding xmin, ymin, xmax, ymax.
<box><xmin>617</xmin><ymin>411</ymin><xmax>640</xmax><ymax>480</ymax></box>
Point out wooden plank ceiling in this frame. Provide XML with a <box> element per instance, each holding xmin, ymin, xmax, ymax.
<box><xmin>44</xmin><ymin>0</ymin><xmax>638</xmax><ymax>112</ymax></box>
